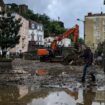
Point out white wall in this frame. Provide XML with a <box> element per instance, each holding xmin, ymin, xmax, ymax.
<box><xmin>60</xmin><ymin>38</ymin><xmax>71</xmax><ymax>47</ymax></box>
<box><xmin>44</xmin><ymin>37</ymin><xmax>55</xmax><ymax>47</ymax></box>
<box><xmin>29</xmin><ymin>23</ymin><xmax>44</xmax><ymax>45</ymax></box>
<box><xmin>44</xmin><ymin>37</ymin><xmax>71</xmax><ymax>47</ymax></box>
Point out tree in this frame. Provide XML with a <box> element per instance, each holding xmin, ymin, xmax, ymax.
<box><xmin>78</xmin><ymin>38</ymin><xmax>84</xmax><ymax>44</ymax></box>
<box><xmin>95</xmin><ymin>42</ymin><xmax>103</xmax><ymax>56</ymax></box>
<box><xmin>0</xmin><ymin>13</ymin><xmax>22</xmax><ymax>57</ymax></box>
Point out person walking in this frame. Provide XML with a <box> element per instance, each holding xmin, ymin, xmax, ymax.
<box><xmin>81</xmin><ymin>47</ymin><xmax>95</xmax><ymax>82</ymax></box>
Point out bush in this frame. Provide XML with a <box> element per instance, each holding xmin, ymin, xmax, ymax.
<box><xmin>0</xmin><ymin>58</ymin><xmax>12</xmax><ymax>62</ymax></box>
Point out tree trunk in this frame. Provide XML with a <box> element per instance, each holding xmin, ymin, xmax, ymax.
<box><xmin>2</xmin><ymin>49</ymin><xmax>7</xmax><ymax>58</ymax></box>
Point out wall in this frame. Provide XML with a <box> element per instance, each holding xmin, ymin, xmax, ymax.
<box><xmin>10</xmin><ymin>13</ymin><xmax>29</xmax><ymax>53</ymax></box>
<box><xmin>29</xmin><ymin>21</ymin><xmax>44</xmax><ymax>45</ymax></box>
<box><xmin>85</xmin><ymin>14</ymin><xmax>105</xmax><ymax>50</ymax></box>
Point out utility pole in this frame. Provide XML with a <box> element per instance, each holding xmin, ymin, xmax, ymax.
<box><xmin>77</xmin><ymin>18</ymin><xmax>85</xmax><ymax>40</ymax></box>
<box><xmin>58</xmin><ymin>16</ymin><xmax>60</xmax><ymax>21</ymax></box>
<box><xmin>103</xmin><ymin>1</ymin><xmax>105</xmax><ymax>71</ymax></box>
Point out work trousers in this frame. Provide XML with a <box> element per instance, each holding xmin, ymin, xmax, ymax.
<box><xmin>82</xmin><ymin>64</ymin><xmax>90</xmax><ymax>80</ymax></box>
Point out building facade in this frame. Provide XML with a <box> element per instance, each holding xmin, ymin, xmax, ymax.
<box><xmin>10</xmin><ymin>13</ymin><xmax>29</xmax><ymax>53</ymax></box>
<box><xmin>85</xmin><ymin>12</ymin><xmax>105</xmax><ymax>50</ymax></box>
<box><xmin>10</xmin><ymin>13</ymin><xmax>44</xmax><ymax>53</ymax></box>
<box><xmin>29</xmin><ymin>20</ymin><xmax>44</xmax><ymax>45</ymax></box>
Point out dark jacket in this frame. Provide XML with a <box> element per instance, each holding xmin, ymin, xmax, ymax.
<box><xmin>81</xmin><ymin>48</ymin><xmax>93</xmax><ymax>65</ymax></box>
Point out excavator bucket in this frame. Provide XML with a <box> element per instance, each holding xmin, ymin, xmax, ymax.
<box><xmin>37</xmin><ymin>49</ymin><xmax>49</xmax><ymax>56</ymax></box>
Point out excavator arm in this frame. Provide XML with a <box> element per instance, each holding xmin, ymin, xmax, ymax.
<box><xmin>51</xmin><ymin>24</ymin><xmax>79</xmax><ymax>51</ymax></box>
<box><xmin>37</xmin><ymin>24</ymin><xmax>79</xmax><ymax>63</ymax></box>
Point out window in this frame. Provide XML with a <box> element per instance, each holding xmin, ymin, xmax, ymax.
<box><xmin>103</xmin><ymin>27</ymin><xmax>105</xmax><ymax>32</ymax></box>
<box><xmin>37</xmin><ymin>26</ymin><xmax>39</xmax><ymax>30</ymax></box>
<box><xmin>35</xmin><ymin>24</ymin><xmax>37</xmax><ymax>29</ymax></box>
<box><xmin>31</xmin><ymin>23</ymin><xmax>35</xmax><ymax>29</ymax></box>
<box><xmin>37</xmin><ymin>25</ymin><xmax>43</xmax><ymax>31</ymax></box>
<box><xmin>96</xmin><ymin>39</ymin><xmax>100</xmax><ymax>44</ymax></box>
<box><xmin>39</xmin><ymin>26</ymin><xmax>41</xmax><ymax>30</ymax></box>
<box><xmin>94</xmin><ymin>17</ymin><xmax>99</xmax><ymax>22</ymax></box>
<box><xmin>40</xmin><ymin>36</ymin><xmax>42</xmax><ymax>41</ymax></box>
<box><xmin>94</xmin><ymin>24</ymin><xmax>99</xmax><ymax>29</ymax></box>
<box><xmin>39</xmin><ymin>26</ymin><xmax>43</xmax><ymax>31</ymax></box>
<box><xmin>37</xmin><ymin>35</ymin><xmax>40</xmax><ymax>41</ymax></box>
<box><xmin>31</xmin><ymin>31</ymin><xmax>35</xmax><ymax>40</ymax></box>
<box><xmin>103</xmin><ymin>20</ymin><xmax>105</xmax><ymax>25</ymax></box>
<box><xmin>94</xmin><ymin>31</ymin><xmax>100</xmax><ymax>36</ymax></box>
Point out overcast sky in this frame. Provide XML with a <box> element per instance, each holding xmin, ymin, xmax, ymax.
<box><xmin>4</xmin><ymin>0</ymin><xmax>105</xmax><ymax>38</ymax></box>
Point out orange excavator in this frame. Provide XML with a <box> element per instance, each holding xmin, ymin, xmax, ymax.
<box><xmin>37</xmin><ymin>24</ymin><xmax>79</xmax><ymax>63</ymax></box>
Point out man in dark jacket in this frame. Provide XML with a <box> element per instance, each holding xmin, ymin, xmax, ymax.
<box><xmin>81</xmin><ymin>47</ymin><xmax>95</xmax><ymax>82</ymax></box>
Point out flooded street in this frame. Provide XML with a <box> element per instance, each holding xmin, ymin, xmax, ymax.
<box><xmin>0</xmin><ymin>59</ymin><xmax>105</xmax><ymax>105</ymax></box>
<box><xmin>0</xmin><ymin>83</ymin><xmax>105</xmax><ymax>105</ymax></box>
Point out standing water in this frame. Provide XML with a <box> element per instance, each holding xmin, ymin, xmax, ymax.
<box><xmin>0</xmin><ymin>83</ymin><xmax>105</xmax><ymax>105</ymax></box>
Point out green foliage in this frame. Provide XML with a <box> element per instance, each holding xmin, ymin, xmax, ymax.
<box><xmin>7</xmin><ymin>4</ymin><xmax>66</xmax><ymax>37</ymax></box>
<box><xmin>47</xmin><ymin>21</ymin><xmax>66</xmax><ymax>37</ymax></box>
<box><xmin>95</xmin><ymin>42</ymin><xmax>104</xmax><ymax>56</ymax></box>
<box><xmin>0</xmin><ymin>13</ymin><xmax>22</xmax><ymax>56</ymax></box>
<box><xmin>69</xmin><ymin>34</ymin><xmax>73</xmax><ymax>41</ymax></box>
<box><xmin>78</xmin><ymin>38</ymin><xmax>84</xmax><ymax>44</ymax></box>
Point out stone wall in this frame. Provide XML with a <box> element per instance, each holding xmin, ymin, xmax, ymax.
<box><xmin>0</xmin><ymin>61</ymin><xmax>12</xmax><ymax>70</ymax></box>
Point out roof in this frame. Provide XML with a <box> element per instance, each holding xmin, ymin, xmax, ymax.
<box><xmin>85</xmin><ymin>12</ymin><xmax>105</xmax><ymax>17</ymax></box>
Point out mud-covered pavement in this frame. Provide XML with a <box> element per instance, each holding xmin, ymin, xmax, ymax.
<box><xmin>0</xmin><ymin>58</ymin><xmax>105</xmax><ymax>105</ymax></box>
<box><xmin>0</xmin><ymin>59</ymin><xmax>104</xmax><ymax>87</ymax></box>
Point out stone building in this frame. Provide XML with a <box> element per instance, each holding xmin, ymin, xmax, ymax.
<box><xmin>85</xmin><ymin>12</ymin><xmax>105</xmax><ymax>50</ymax></box>
<box><xmin>5</xmin><ymin>3</ymin><xmax>28</xmax><ymax>14</ymax></box>
<box><xmin>19</xmin><ymin>4</ymin><xmax>28</xmax><ymax>14</ymax></box>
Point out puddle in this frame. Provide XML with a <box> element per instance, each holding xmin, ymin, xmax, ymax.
<box><xmin>0</xmin><ymin>84</ymin><xmax>105</xmax><ymax>105</ymax></box>
<box><xmin>35</xmin><ymin>69</ymin><xmax>48</xmax><ymax>76</ymax></box>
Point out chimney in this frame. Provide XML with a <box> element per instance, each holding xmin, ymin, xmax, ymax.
<box><xmin>101</xmin><ymin>11</ymin><xmax>103</xmax><ymax>15</ymax></box>
<box><xmin>88</xmin><ymin>12</ymin><xmax>92</xmax><ymax>16</ymax></box>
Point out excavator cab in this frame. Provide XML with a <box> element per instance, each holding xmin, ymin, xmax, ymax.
<box><xmin>37</xmin><ymin>48</ymin><xmax>55</xmax><ymax>62</ymax></box>
<box><xmin>37</xmin><ymin>49</ymin><xmax>49</xmax><ymax>56</ymax></box>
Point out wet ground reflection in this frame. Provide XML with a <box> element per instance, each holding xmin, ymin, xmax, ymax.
<box><xmin>0</xmin><ymin>84</ymin><xmax>105</xmax><ymax>105</ymax></box>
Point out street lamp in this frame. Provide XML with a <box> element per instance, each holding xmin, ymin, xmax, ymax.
<box><xmin>77</xmin><ymin>18</ymin><xmax>85</xmax><ymax>40</ymax></box>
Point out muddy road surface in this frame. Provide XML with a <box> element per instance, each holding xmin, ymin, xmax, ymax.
<box><xmin>0</xmin><ymin>59</ymin><xmax>105</xmax><ymax>105</ymax></box>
